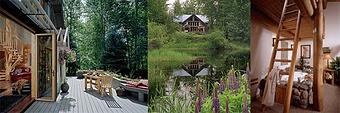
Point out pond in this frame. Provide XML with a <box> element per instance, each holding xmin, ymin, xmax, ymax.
<box><xmin>164</xmin><ymin>48</ymin><xmax>250</xmax><ymax>103</ymax></box>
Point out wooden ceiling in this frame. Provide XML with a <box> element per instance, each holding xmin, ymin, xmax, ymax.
<box><xmin>252</xmin><ymin>0</ymin><xmax>315</xmax><ymax>38</ymax></box>
<box><xmin>328</xmin><ymin>0</ymin><xmax>340</xmax><ymax>2</ymax></box>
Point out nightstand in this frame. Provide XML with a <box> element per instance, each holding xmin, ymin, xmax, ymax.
<box><xmin>323</xmin><ymin>68</ymin><xmax>335</xmax><ymax>85</ymax></box>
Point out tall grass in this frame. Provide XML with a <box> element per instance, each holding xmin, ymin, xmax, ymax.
<box><xmin>148</xmin><ymin>49</ymin><xmax>194</xmax><ymax>99</ymax></box>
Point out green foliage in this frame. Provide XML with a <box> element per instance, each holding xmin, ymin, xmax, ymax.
<box><xmin>330</xmin><ymin>57</ymin><xmax>340</xmax><ymax>70</ymax></box>
<box><xmin>198</xmin><ymin>0</ymin><xmax>250</xmax><ymax>43</ymax></box>
<box><xmin>148</xmin><ymin>49</ymin><xmax>194</xmax><ymax>72</ymax></box>
<box><xmin>63</xmin><ymin>0</ymin><xmax>83</xmax><ymax>75</ymax></box>
<box><xmin>173</xmin><ymin>0</ymin><xmax>183</xmax><ymax>16</ymax></box>
<box><xmin>148</xmin><ymin>0</ymin><xmax>169</xmax><ymax>24</ymax></box>
<box><xmin>182</xmin><ymin>0</ymin><xmax>203</xmax><ymax>14</ymax></box>
<box><xmin>148</xmin><ymin>22</ymin><xmax>168</xmax><ymax>49</ymax></box>
<box><xmin>201</xmin><ymin>69</ymin><xmax>250</xmax><ymax>113</ymax></box>
<box><xmin>207</xmin><ymin>30</ymin><xmax>231</xmax><ymax>50</ymax></box>
<box><xmin>66</xmin><ymin>0</ymin><xmax>147</xmax><ymax>78</ymax></box>
<box><xmin>149</xmin><ymin>91</ymin><xmax>192</xmax><ymax>113</ymax></box>
<box><xmin>101</xmin><ymin>26</ymin><xmax>129</xmax><ymax>73</ymax></box>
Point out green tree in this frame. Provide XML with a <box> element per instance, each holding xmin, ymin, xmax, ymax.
<box><xmin>183</xmin><ymin>0</ymin><xmax>203</xmax><ymax>14</ymax></box>
<box><xmin>148</xmin><ymin>0</ymin><xmax>169</xmax><ymax>24</ymax></box>
<box><xmin>173</xmin><ymin>0</ymin><xmax>183</xmax><ymax>16</ymax></box>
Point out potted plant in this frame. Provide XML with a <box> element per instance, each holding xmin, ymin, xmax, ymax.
<box><xmin>60</xmin><ymin>72</ymin><xmax>70</xmax><ymax>93</ymax></box>
<box><xmin>61</xmin><ymin>82</ymin><xmax>69</xmax><ymax>93</ymax></box>
<box><xmin>330</xmin><ymin>57</ymin><xmax>340</xmax><ymax>84</ymax></box>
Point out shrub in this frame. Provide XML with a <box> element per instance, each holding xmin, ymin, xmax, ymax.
<box><xmin>207</xmin><ymin>30</ymin><xmax>231</xmax><ymax>50</ymax></box>
<box><xmin>148</xmin><ymin>22</ymin><xmax>168</xmax><ymax>49</ymax></box>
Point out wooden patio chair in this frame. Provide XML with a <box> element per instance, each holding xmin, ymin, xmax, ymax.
<box><xmin>100</xmin><ymin>75</ymin><xmax>113</xmax><ymax>96</ymax></box>
<box><xmin>84</xmin><ymin>71</ymin><xmax>95</xmax><ymax>90</ymax></box>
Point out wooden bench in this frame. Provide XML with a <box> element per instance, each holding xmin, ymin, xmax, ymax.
<box><xmin>120</xmin><ymin>83</ymin><xmax>148</xmax><ymax>102</ymax></box>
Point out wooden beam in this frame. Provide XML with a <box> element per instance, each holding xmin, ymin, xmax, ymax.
<box><xmin>312</xmin><ymin>0</ymin><xmax>324</xmax><ymax>111</ymax></box>
<box><xmin>251</xmin><ymin>7</ymin><xmax>294</xmax><ymax>37</ymax></box>
<box><xmin>0</xmin><ymin>7</ymin><xmax>36</xmax><ymax>34</ymax></box>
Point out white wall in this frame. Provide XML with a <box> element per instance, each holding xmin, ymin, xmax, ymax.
<box><xmin>296</xmin><ymin>39</ymin><xmax>314</xmax><ymax>66</ymax></box>
<box><xmin>324</xmin><ymin>2</ymin><xmax>340</xmax><ymax>58</ymax></box>
<box><xmin>250</xmin><ymin>21</ymin><xmax>274</xmax><ymax>81</ymax></box>
<box><xmin>290</xmin><ymin>3</ymin><xmax>340</xmax><ymax>66</ymax></box>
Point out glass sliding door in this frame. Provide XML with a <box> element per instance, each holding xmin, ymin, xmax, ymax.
<box><xmin>33</xmin><ymin>33</ymin><xmax>56</xmax><ymax>101</ymax></box>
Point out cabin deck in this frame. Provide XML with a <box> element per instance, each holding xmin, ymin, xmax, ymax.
<box><xmin>24</xmin><ymin>77</ymin><xmax>147</xmax><ymax>113</ymax></box>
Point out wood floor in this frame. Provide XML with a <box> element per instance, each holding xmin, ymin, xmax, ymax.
<box><xmin>24</xmin><ymin>77</ymin><xmax>147</xmax><ymax>113</ymax></box>
<box><xmin>251</xmin><ymin>84</ymin><xmax>340</xmax><ymax>113</ymax></box>
<box><xmin>0</xmin><ymin>80</ymin><xmax>12</xmax><ymax>95</ymax></box>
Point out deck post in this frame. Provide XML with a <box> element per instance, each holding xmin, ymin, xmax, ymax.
<box><xmin>313</xmin><ymin>0</ymin><xmax>324</xmax><ymax>111</ymax></box>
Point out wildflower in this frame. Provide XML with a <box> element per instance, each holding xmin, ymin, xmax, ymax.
<box><xmin>195</xmin><ymin>79</ymin><xmax>202</xmax><ymax>113</ymax></box>
<box><xmin>228</xmin><ymin>74</ymin><xmax>239</xmax><ymax>91</ymax></box>
<box><xmin>219</xmin><ymin>79</ymin><xmax>226</xmax><ymax>93</ymax></box>
<box><xmin>212</xmin><ymin>83</ymin><xmax>220</xmax><ymax>113</ymax></box>
<box><xmin>242</xmin><ymin>95</ymin><xmax>249</xmax><ymax>113</ymax></box>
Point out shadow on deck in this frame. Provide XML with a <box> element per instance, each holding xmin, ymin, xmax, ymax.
<box><xmin>24</xmin><ymin>77</ymin><xmax>147</xmax><ymax>113</ymax></box>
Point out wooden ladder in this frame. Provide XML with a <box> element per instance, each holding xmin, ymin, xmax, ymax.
<box><xmin>267</xmin><ymin>0</ymin><xmax>302</xmax><ymax>113</ymax></box>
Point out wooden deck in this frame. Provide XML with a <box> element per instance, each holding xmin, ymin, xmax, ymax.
<box><xmin>24</xmin><ymin>77</ymin><xmax>147</xmax><ymax>113</ymax></box>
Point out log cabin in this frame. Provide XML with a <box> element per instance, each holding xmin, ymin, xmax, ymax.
<box><xmin>250</xmin><ymin>0</ymin><xmax>340</xmax><ymax>113</ymax></box>
<box><xmin>0</xmin><ymin>0</ymin><xmax>69</xmax><ymax>112</ymax></box>
<box><xmin>174</xmin><ymin>14</ymin><xmax>208</xmax><ymax>33</ymax></box>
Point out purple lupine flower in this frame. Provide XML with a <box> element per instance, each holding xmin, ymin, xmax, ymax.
<box><xmin>242</xmin><ymin>95</ymin><xmax>249</xmax><ymax>113</ymax></box>
<box><xmin>234</xmin><ymin>77</ymin><xmax>239</xmax><ymax>90</ymax></box>
<box><xmin>195</xmin><ymin>90</ymin><xmax>202</xmax><ymax>113</ymax></box>
<box><xmin>219</xmin><ymin>79</ymin><xmax>226</xmax><ymax>93</ymax></box>
<box><xmin>212</xmin><ymin>83</ymin><xmax>220</xmax><ymax>113</ymax></box>
<box><xmin>195</xmin><ymin>79</ymin><xmax>202</xmax><ymax>113</ymax></box>
<box><xmin>228</xmin><ymin>75</ymin><xmax>239</xmax><ymax>92</ymax></box>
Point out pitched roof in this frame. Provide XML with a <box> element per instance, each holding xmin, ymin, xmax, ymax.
<box><xmin>174</xmin><ymin>14</ymin><xmax>209</xmax><ymax>23</ymax></box>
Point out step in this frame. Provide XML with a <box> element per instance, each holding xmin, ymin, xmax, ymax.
<box><xmin>275</xmin><ymin>59</ymin><xmax>292</xmax><ymax>62</ymax></box>
<box><xmin>284</xmin><ymin>17</ymin><xmax>297</xmax><ymax>23</ymax></box>
<box><xmin>285</xmin><ymin>10</ymin><xmax>299</xmax><ymax>15</ymax></box>
<box><xmin>0</xmin><ymin>75</ymin><xmax>6</xmax><ymax>81</ymax></box>
<box><xmin>276</xmin><ymin>48</ymin><xmax>293</xmax><ymax>51</ymax></box>
<box><xmin>279</xmin><ymin>38</ymin><xmax>294</xmax><ymax>41</ymax></box>
<box><xmin>286</xmin><ymin>3</ymin><xmax>296</xmax><ymax>8</ymax></box>
<box><xmin>281</xmin><ymin>27</ymin><xmax>296</xmax><ymax>31</ymax></box>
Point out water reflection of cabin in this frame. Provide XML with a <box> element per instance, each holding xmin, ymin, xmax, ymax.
<box><xmin>173</xmin><ymin>58</ymin><xmax>208</xmax><ymax>77</ymax></box>
<box><xmin>174</xmin><ymin>14</ymin><xmax>209</xmax><ymax>33</ymax></box>
<box><xmin>0</xmin><ymin>0</ymin><xmax>69</xmax><ymax>105</ymax></box>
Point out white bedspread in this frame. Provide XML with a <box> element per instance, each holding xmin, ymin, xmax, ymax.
<box><xmin>280</xmin><ymin>71</ymin><xmax>308</xmax><ymax>83</ymax></box>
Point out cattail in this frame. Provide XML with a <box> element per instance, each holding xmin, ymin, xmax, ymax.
<box><xmin>242</xmin><ymin>95</ymin><xmax>249</xmax><ymax>113</ymax></box>
<box><xmin>212</xmin><ymin>83</ymin><xmax>220</xmax><ymax>113</ymax></box>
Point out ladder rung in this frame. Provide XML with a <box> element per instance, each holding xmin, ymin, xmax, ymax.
<box><xmin>285</xmin><ymin>10</ymin><xmax>299</xmax><ymax>15</ymax></box>
<box><xmin>286</xmin><ymin>3</ymin><xmax>296</xmax><ymax>8</ymax></box>
<box><xmin>276</xmin><ymin>48</ymin><xmax>293</xmax><ymax>51</ymax></box>
<box><xmin>275</xmin><ymin>59</ymin><xmax>292</xmax><ymax>62</ymax></box>
<box><xmin>279</xmin><ymin>38</ymin><xmax>294</xmax><ymax>41</ymax></box>
<box><xmin>282</xmin><ymin>27</ymin><xmax>296</xmax><ymax>31</ymax></box>
<box><xmin>284</xmin><ymin>17</ymin><xmax>297</xmax><ymax>23</ymax></box>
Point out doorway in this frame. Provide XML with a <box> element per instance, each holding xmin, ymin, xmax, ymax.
<box><xmin>33</xmin><ymin>33</ymin><xmax>56</xmax><ymax>101</ymax></box>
